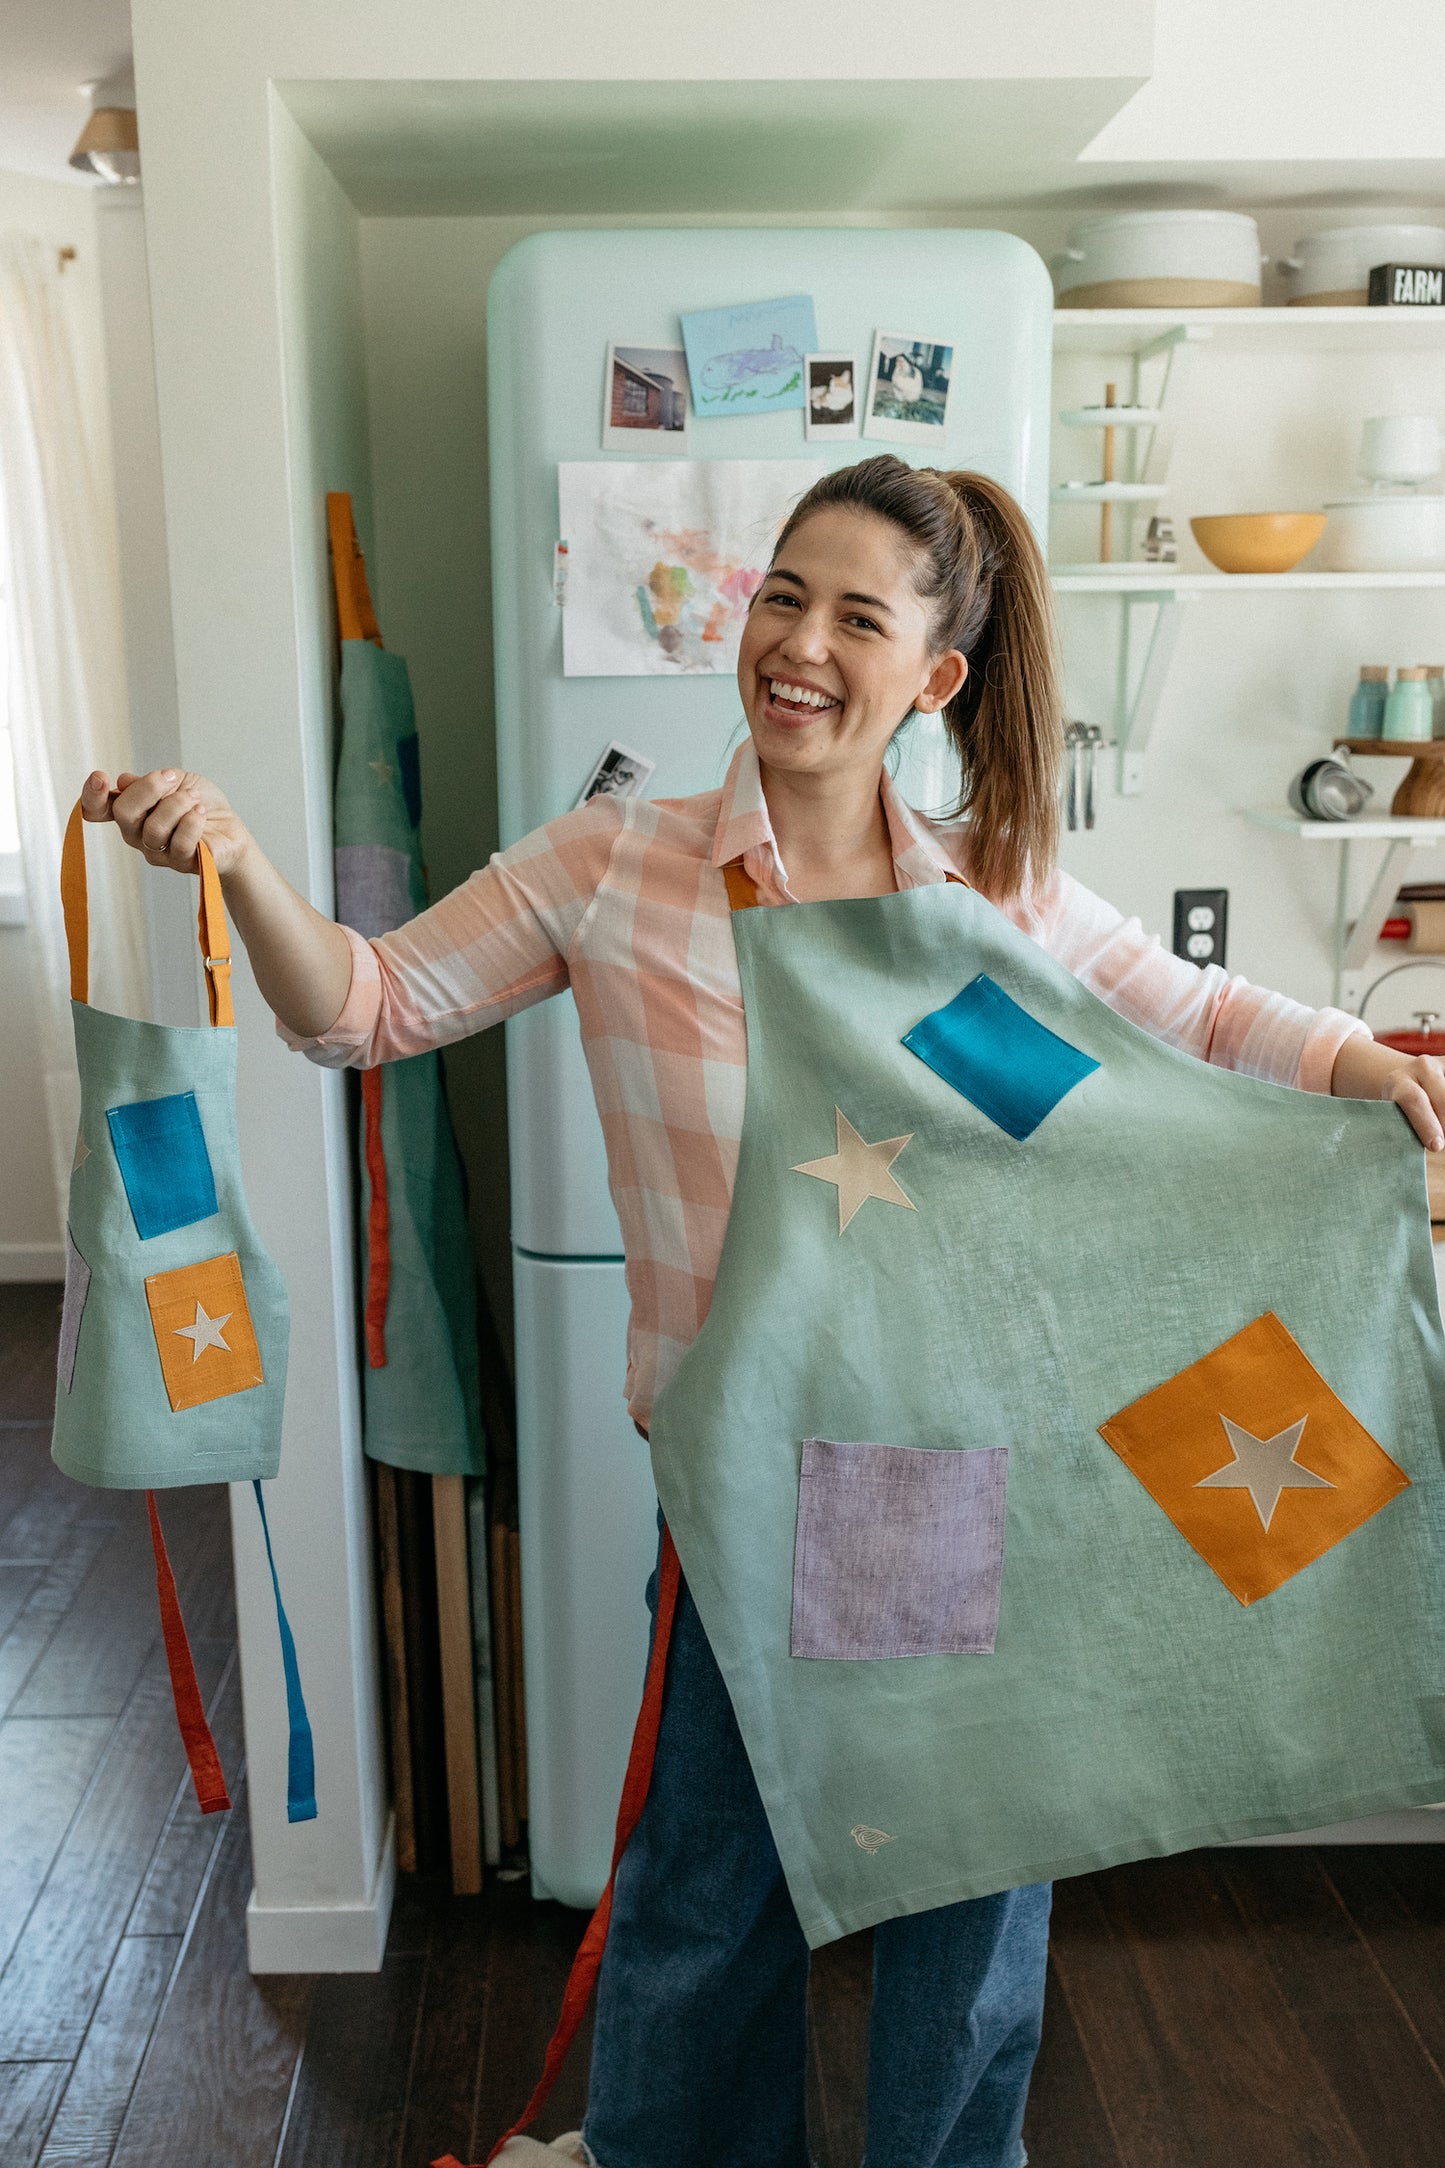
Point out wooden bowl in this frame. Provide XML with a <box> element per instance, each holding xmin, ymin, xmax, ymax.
<box><xmin>1190</xmin><ymin>512</ymin><xmax>1328</xmax><ymax>574</ymax></box>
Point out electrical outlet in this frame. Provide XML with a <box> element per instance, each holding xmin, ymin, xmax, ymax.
<box><xmin>1173</xmin><ymin>888</ymin><xmax>1228</xmax><ymax>970</ymax></box>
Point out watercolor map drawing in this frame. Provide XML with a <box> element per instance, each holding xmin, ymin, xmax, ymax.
<box><xmin>680</xmin><ymin>296</ymin><xmax>819</xmax><ymax>419</ymax></box>
<box><xmin>558</xmin><ymin>460</ymin><xmax>824</xmax><ymax>677</ymax></box>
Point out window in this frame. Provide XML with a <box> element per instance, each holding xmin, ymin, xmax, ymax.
<box><xmin>621</xmin><ymin>373</ymin><xmax>649</xmax><ymax>417</ymax></box>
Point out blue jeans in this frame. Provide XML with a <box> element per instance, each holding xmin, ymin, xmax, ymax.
<box><xmin>583</xmin><ymin>1542</ymin><xmax>1052</xmax><ymax>2168</ymax></box>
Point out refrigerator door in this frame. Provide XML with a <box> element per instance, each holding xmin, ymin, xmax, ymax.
<box><xmin>488</xmin><ymin>226</ymin><xmax>1053</xmax><ymax>1256</ymax></box>
<box><xmin>514</xmin><ymin>1253</ymin><xmax>659</xmax><ymax>1906</ymax></box>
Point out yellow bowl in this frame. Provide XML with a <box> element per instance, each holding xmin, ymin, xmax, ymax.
<box><xmin>1189</xmin><ymin>512</ymin><xmax>1327</xmax><ymax>574</ymax></box>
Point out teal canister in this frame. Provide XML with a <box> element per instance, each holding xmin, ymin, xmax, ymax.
<box><xmin>1384</xmin><ymin>666</ymin><xmax>1434</xmax><ymax>742</ymax></box>
<box><xmin>1348</xmin><ymin>666</ymin><xmax>1390</xmax><ymax>738</ymax></box>
<box><xmin>1424</xmin><ymin>665</ymin><xmax>1445</xmax><ymax>737</ymax></box>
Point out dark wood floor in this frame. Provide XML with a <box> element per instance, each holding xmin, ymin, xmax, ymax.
<box><xmin>1</xmin><ymin>1282</ymin><xmax>1442</xmax><ymax>2167</ymax></box>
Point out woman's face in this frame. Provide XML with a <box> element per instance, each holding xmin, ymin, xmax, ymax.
<box><xmin>737</xmin><ymin>506</ymin><xmax>966</xmax><ymax>782</ymax></box>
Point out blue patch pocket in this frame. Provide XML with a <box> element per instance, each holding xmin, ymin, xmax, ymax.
<box><xmin>106</xmin><ymin>1091</ymin><xmax>219</xmax><ymax>1240</ymax></box>
<box><xmin>902</xmin><ymin>975</ymin><xmax>1099</xmax><ymax>1141</ymax></box>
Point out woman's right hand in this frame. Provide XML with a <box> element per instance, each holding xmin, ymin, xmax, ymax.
<box><xmin>80</xmin><ymin>768</ymin><xmax>252</xmax><ymax>879</ymax></box>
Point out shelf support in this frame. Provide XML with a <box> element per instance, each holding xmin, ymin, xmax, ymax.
<box><xmin>1335</xmin><ymin>832</ymin><xmax>1444</xmax><ymax>1011</ymax></box>
<box><xmin>1115</xmin><ymin>591</ymin><xmax>1195</xmax><ymax>795</ymax></box>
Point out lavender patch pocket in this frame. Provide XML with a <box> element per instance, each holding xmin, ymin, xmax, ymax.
<box><xmin>790</xmin><ymin>1438</ymin><xmax>1009</xmax><ymax>1660</ymax></box>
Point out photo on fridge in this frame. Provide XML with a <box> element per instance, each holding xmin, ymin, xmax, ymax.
<box><xmin>864</xmin><ymin>334</ymin><xmax>955</xmax><ymax>443</ymax></box>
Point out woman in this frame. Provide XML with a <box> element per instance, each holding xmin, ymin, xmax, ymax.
<box><xmin>84</xmin><ymin>456</ymin><xmax>1445</xmax><ymax>2168</ymax></box>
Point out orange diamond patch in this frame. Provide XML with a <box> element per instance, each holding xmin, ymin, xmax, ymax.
<box><xmin>145</xmin><ymin>1251</ymin><xmax>265</xmax><ymax>1414</ymax></box>
<box><xmin>1098</xmin><ymin>1311</ymin><xmax>1410</xmax><ymax>1606</ymax></box>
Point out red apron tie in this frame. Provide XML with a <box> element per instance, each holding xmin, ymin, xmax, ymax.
<box><xmin>433</xmin><ymin>1523</ymin><xmax>682</xmax><ymax>2168</ymax></box>
<box><xmin>147</xmin><ymin>1490</ymin><xmax>230</xmax><ymax>1815</ymax></box>
<box><xmin>361</xmin><ymin>1066</ymin><xmax>392</xmax><ymax>1367</ymax></box>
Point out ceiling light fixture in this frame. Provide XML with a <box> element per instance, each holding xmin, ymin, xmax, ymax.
<box><xmin>70</xmin><ymin>69</ymin><xmax>140</xmax><ymax>185</ymax></box>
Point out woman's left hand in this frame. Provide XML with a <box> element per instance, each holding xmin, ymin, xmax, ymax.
<box><xmin>1331</xmin><ymin>1032</ymin><xmax>1445</xmax><ymax>1150</ymax></box>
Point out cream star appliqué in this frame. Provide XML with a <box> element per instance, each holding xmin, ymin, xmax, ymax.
<box><xmin>792</xmin><ymin>1108</ymin><xmax>916</xmax><ymax>1234</ymax></box>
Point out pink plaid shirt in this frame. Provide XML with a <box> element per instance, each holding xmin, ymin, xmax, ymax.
<box><xmin>286</xmin><ymin>741</ymin><xmax>1367</xmax><ymax>1426</ymax></box>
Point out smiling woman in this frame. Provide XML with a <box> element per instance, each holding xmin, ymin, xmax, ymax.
<box><xmin>738</xmin><ymin>455</ymin><xmax>1063</xmax><ymax>903</ymax></box>
<box><xmin>79</xmin><ymin>445</ymin><xmax>1445</xmax><ymax>2168</ymax></box>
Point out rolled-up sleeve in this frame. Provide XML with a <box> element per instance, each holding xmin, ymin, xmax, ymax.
<box><xmin>1032</xmin><ymin>869</ymin><xmax>1369</xmax><ymax>1093</ymax></box>
<box><xmin>279</xmin><ymin>795</ymin><xmax>623</xmax><ymax>1069</ymax></box>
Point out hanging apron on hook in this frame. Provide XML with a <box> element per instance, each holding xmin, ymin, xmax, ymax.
<box><xmin>461</xmin><ymin>858</ymin><xmax>1445</xmax><ymax>2167</ymax></box>
<box><xmin>49</xmin><ymin>806</ymin><xmax>316</xmax><ymax>1822</ymax></box>
<box><xmin>325</xmin><ymin>492</ymin><xmax>483</xmax><ymax>1478</ymax></box>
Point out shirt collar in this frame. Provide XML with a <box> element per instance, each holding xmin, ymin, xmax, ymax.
<box><xmin>711</xmin><ymin>738</ymin><xmax>960</xmax><ymax>898</ymax></box>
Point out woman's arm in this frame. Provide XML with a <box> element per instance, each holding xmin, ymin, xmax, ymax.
<box><xmin>83</xmin><ymin>765</ymin><xmax>622</xmax><ymax>1068</ymax></box>
<box><xmin>82</xmin><ymin>768</ymin><xmax>354</xmax><ymax>1038</ymax></box>
<box><xmin>1033</xmin><ymin>865</ymin><xmax>1445</xmax><ymax>1147</ymax></box>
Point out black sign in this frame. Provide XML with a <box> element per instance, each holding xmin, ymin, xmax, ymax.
<box><xmin>1368</xmin><ymin>263</ymin><xmax>1445</xmax><ymax>306</ymax></box>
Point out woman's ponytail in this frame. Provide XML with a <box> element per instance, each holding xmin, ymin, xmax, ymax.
<box><xmin>935</xmin><ymin>469</ymin><xmax>1063</xmax><ymax>903</ymax></box>
<box><xmin>772</xmin><ymin>456</ymin><xmax>1065</xmax><ymax>901</ymax></box>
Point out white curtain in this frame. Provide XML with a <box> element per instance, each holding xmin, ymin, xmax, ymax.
<box><xmin>0</xmin><ymin>230</ymin><xmax>147</xmax><ymax>1233</ymax></box>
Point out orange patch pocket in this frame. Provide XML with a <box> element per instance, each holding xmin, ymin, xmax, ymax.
<box><xmin>145</xmin><ymin>1251</ymin><xmax>266</xmax><ymax>1413</ymax></box>
<box><xmin>1098</xmin><ymin>1311</ymin><xmax>1410</xmax><ymax>1606</ymax></box>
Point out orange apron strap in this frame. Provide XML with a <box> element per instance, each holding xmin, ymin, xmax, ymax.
<box><xmin>196</xmin><ymin>841</ymin><xmax>234</xmax><ymax>1026</ymax></box>
<box><xmin>360</xmin><ymin>1066</ymin><xmax>392</xmax><ymax>1367</ymax></box>
<box><xmin>723</xmin><ymin>860</ymin><xmax>761</xmax><ymax>912</ymax></box>
<box><xmin>63</xmin><ymin>803</ymin><xmax>233</xmax><ymax>1026</ymax></box>
<box><xmin>147</xmin><ymin>1491</ymin><xmax>231</xmax><ymax>1815</ymax></box>
<box><xmin>433</xmin><ymin>1525</ymin><xmax>683</xmax><ymax>2168</ymax></box>
<box><xmin>326</xmin><ymin>491</ymin><xmax>384</xmax><ymax>648</ymax></box>
<box><xmin>61</xmin><ymin>802</ymin><xmax>90</xmax><ymax>1003</ymax></box>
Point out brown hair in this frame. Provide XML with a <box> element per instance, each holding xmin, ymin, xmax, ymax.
<box><xmin>771</xmin><ymin>455</ymin><xmax>1063</xmax><ymax>902</ymax></box>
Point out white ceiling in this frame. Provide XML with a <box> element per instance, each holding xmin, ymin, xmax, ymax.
<box><xmin>0</xmin><ymin>0</ymin><xmax>133</xmax><ymax>186</ymax></box>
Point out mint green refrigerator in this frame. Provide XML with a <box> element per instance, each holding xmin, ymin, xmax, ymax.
<box><xmin>487</xmin><ymin>226</ymin><xmax>1054</xmax><ymax>1904</ymax></box>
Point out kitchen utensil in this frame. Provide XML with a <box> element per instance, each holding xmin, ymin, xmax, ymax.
<box><xmin>1063</xmin><ymin>721</ymin><xmax>1107</xmax><ymax>831</ymax></box>
<box><xmin>1360</xmin><ymin>415</ymin><xmax>1444</xmax><ymax>487</ymax></box>
<box><xmin>1347</xmin><ymin>665</ymin><xmax>1390</xmax><ymax>738</ymax></box>
<box><xmin>1189</xmin><ymin>512</ymin><xmax>1327</xmax><ymax>574</ymax></box>
<box><xmin>1335</xmin><ymin>734</ymin><xmax>1445</xmax><ymax>817</ymax></box>
<box><xmin>1361</xmin><ymin>960</ymin><xmax>1445</xmax><ymax>1053</ymax></box>
<box><xmin>1287</xmin><ymin>758</ymin><xmax>1374</xmax><ymax>822</ymax></box>
<box><xmin>1279</xmin><ymin>221</ymin><xmax>1445</xmax><ymax>306</ymax></box>
<box><xmin>1142</xmin><ymin>516</ymin><xmax>1177</xmax><ymax>564</ymax></box>
<box><xmin>1384</xmin><ymin>667</ymin><xmax>1433</xmax><ymax>741</ymax></box>
<box><xmin>1051</xmin><ymin>210</ymin><xmax>1264</xmax><ymax>309</ymax></box>
<box><xmin>1319</xmin><ymin>493</ymin><xmax>1445</xmax><ymax>572</ymax></box>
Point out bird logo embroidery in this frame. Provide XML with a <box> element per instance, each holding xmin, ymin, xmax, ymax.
<box><xmin>851</xmin><ymin>1825</ymin><xmax>896</xmax><ymax>1855</ymax></box>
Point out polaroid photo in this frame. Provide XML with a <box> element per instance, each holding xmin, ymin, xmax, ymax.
<box><xmin>804</xmin><ymin>353</ymin><xmax>859</xmax><ymax>441</ymax></box>
<box><xmin>575</xmin><ymin>741</ymin><xmax>658</xmax><ymax>808</ymax></box>
<box><xmin>603</xmin><ymin>343</ymin><xmax>691</xmax><ymax>454</ymax></box>
<box><xmin>863</xmin><ymin>333</ymin><xmax>955</xmax><ymax>446</ymax></box>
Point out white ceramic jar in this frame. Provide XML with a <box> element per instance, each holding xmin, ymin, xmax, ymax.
<box><xmin>1318</xmin><ymin>494</ymin><xmax>1445</xmax><ymax>573</ymax></box>
<box><xmin>1051</xmin><ymin>211</ymin><xmax>1264</xmax><ymax>309</ymax></box>
<box><xmin>1279</xmin><ymin>223</ymin><xmax>1445</xmax><ymax>306</ymax></box>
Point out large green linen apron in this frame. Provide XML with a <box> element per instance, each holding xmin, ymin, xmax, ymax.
<box><xmin>49</xmin><ymin>808</ymin><xmax>314</xmax><ymax>1821</ymax></box>
<box><xmin>646</xmin><ymin>871</ymin><xmax>1445</xmax><ymax>1948</ymax></box>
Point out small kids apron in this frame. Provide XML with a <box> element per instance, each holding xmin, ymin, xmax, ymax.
<box><xmin>453</xmin><ymin>863</ymin><xmax>1445</xmax><ymax>2166</ymax></box>
<box><xmin>49</xmin><ymin>806</ymin><xmax>315</xmax><ymax>1821</ymax></box>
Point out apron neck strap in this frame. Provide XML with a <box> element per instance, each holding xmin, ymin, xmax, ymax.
<box><xmin>62</xmin><ymin>800</ymin><xmax>234</xmax><ymax>1026</ymax></box>
<box><xmin>722</xmin><ymin>859</ymin><xmax>970</xmax><ymax>913</ymax></box>
<box><xmin>326</xmin><ymin>491</ymin><xmax>383</xmax><ymax>647</ymax></box>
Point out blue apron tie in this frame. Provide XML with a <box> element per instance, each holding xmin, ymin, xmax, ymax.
<box><xmin>252</xmin><ymin>1481</ymin><xmax>317</xmax><ymax>1823</ymax></box>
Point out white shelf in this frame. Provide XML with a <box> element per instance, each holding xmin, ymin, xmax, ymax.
<box><xmin>1053</xmin><ymin>307</ymin><xmax>1445</xmax><ymax>355</ymax></box>
<box><xmin>1051</xmin><ymin>569</ymin><xmax>1445</xmax><ymax>592</ymax></box>
<box><xmin>1245</xmin><ymin>811</ymin><xmax>1445</xmax><ymax>842</ymax></box>
<box><xmin>1050</xmin><ymin>482</ymin><xmax>1167</xmax><ymax>506</ymax></box>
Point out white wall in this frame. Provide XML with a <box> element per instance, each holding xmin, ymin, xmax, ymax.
<box><xmin>0</xmin><ymin>168</ymin><xmax>106</xmax><ymax>1281</ymax></box>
